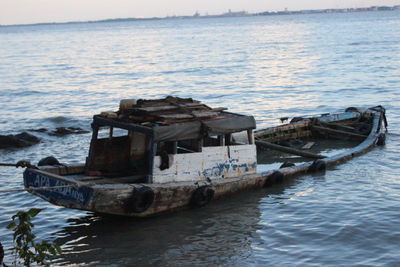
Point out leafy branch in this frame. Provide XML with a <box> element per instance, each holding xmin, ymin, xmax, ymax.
<box><xmin>6</xmin><ymin>208</ymin><xmax>61</xmax><ymax>267</ymax></box>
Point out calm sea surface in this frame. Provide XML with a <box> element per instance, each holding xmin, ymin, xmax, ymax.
<box><xmin>1</xmin><ymin>11</ymin><xmax>400</xmax><ymax>266</ymax></box>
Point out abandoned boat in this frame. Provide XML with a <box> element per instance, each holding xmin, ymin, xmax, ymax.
<box><xmin>22</xmin><ymin>97</ymin><xmax>387</xmax><ymax>217</ymax></box>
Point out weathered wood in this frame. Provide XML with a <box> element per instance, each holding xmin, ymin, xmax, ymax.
<box><xmin>319</xmin><ymin>121</ymin><xmax>356</xmax><ymax>131</ymax></box>
<box><xmin>302</xmin><ymin>142</ymin><xmax>315</xmax><ymax>150</ymax></box>
<box><xmin>254</xmin><ymin>121</ymin><xmax>310</xmax><ymax>138</ymax></box>
<box><xmin>247</xmin><ymin>129</ymin><xmax>254</xmax><ymax>144</ymax></box>
<box><xmin>132</xmin><ymin>103</ymin><xmax>206</xmax><ymax>113</ymax></box>
<box><xmin>311</xmin><ymin>125</ymin><xmax>367</xmax><ymax>139</ymax></box>
<box><xmin>255</xmin><ymin>140</ymin><xmax>326</xmax><ymax>159</ymax></box>
<box><xmin>256</xmin><ymin>131</ymin><xmax>311</xmax><ymax>143</ymax></box>
<box><xmin>159</xmin><ymin>111</ymin><xmax>219</xmax><ymax>120</ymax></box>
<box><xmin>254</xmin><ymin>121</ymin><xmax>311</xmax><ymax>143</ymax></box>
<box><xmin>210</xmin><ymin>107</ymin><xmax>228</xmax><ymax>112</ymax></box>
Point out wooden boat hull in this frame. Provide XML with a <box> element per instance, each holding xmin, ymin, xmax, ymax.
<box><xmin>23</xmin><ymin>107</ymin><xmax>387</xmax><ymax>217</ymax></box>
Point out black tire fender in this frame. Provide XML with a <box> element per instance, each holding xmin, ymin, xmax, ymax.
<box><xmin>345</xmin><ymin>107</ymin><xmax>360</xmax><ymax>113</ymax></box>
<box><xmin>190</xmin><ymin>186</ymin><xmax>214</xmax><ymax>208</ymax></box>
<box><xmin>38</xmin><ymin>156</ymin><xmax>60</xmax><ymax>166</ymax></box>
<box><xmin>376</xmin><ymin>133</ymin><xmax>386</xmax><ymax>146</ymax></box>
<box><xmin>264</xmin><ymin>171</ymin><xmax>284</xmax><ymax>187</ymax></box>
<box><xmin>308</xmin><ymin>159</ymin><xmax>326</xmax><ymax>173</ymax></box>
<box><xmin>290</xmin><ymin>117</ymin><xmax>304</xmax><ymax>123</ymax></box>
<box><xmin>280</xmin><ymin>162</ymin><xmax>295</xmax><ymax>169</ymax></box>
<box><xmin>125</xmin><ymin>186</ymin><xmax>155</xmax><ymax>213</ymax></box>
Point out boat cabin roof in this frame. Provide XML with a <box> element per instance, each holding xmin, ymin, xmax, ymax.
<box><xmin>93</xmin><ymin>96</ymin><xmax>256</xmax><ymax>142</ymax></box>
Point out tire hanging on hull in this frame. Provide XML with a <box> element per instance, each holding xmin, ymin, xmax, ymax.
<box><xmin>190</xmin><ymin>186</ymin><xmax>214</xmax><ymax>207</ymax></box>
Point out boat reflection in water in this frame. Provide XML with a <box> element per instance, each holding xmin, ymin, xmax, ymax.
<box><xmin>52</xmin><ymin>180</ymin><xmax>299</xmax><ymax>266</ymax></box>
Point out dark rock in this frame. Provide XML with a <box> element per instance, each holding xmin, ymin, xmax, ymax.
<box><xmin>0</xmin><ymin>132</ymin><xmax>41</xmax><ymax>149</ymax></box>
<box><xmin>28</xmin><ymin>128</ymin><xmax>48</xmax><ymax>132</ymax></box>
<box><xmin>14</xmin><ymin>132</ymin><xmax>41</xmax><ymax>143</ymax></box>
<box><xmin>49</xmin><ymin>127</ymin><xmax>90</xmax><ymax>136</ymax></box>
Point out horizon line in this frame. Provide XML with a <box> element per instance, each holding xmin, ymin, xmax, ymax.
<box><xmin>1</xmin><ymin>4</ymin><xmax>399</xmax><ymax>27</ymax></box>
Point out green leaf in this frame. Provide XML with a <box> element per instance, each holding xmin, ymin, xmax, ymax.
<box><xmin>27</xmin><ymin>208</ymin><xmax>43</xmax><ymax>217</ymax></box>
<box><xmin>6</xmin><ymin>221</ymin><xmax>16</xmax><ymax>229</ymax></box>
<box><xmin>7</xmin><ymin>208</ymin><xmax>61</xmax><ymax>266</ymax></box>
<box><xmin>55</xmin><ymin>245</ymin><xmax>62</xmax><ymax>254</ymax></box>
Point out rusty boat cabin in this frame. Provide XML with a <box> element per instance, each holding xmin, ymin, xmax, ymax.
<box><xmin>23</xmin><ymin>96</ymin><xmax>259</xmax><ymax>217</ymax></box>
<box><xmin>86</xmin><ymin>96</ymin><xmax>257</xmax><ymax>184</ymax></box>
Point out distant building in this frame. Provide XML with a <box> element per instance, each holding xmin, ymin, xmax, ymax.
<box><xmin>221</xmin><ymin>10</ymin><xmax>248</xmax><ymax>17</ymax></box>
<box><xmin>377</xmin><ymin>6</ymin><xmax>393</xmax><ymax>11</ymax></box>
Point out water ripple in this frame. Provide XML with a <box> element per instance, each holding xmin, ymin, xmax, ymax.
<box><xmin>1</xmin><ymin>11</ymin><xmax>400</xmax><ymax>267</ymax></box>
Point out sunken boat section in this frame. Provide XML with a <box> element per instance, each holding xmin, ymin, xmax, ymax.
<box><xmin>23</xmin><ymin>97</ymin><xmax>387</xmax><ymax>217</ymax></box>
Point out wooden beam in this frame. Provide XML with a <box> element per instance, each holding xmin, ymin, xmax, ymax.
<box><xmin>319</xmin><ymin>121</ymin><xmax>356</xmax><ymax>132</ymax></box>
<box><xmin>255</xmin><ymin>140</ymin><xmax>326</xmax><ymax>159</ymax></box>
<box><xmin>159</xmin><ymin>111</ymin><xmax>219</xmax><ymax>120</ymax></box>
<box><xmin>311</xmin><ymin>125</ymin><xmax>367</xmax><ymax>139</ymax></box>
<box><xmin>247</xmin><ymin>129</ymin><xmax>254</xmax><ymax>144</ymax></box>
<box><xmin>132</xmin><ymin>103</ymin><xmax>205</xmax><ymax>113</ymax></box>
<box><xmin>301</xmin><ymin>142</ymin><xmax>315</xmax><ymax>150</ymax></box>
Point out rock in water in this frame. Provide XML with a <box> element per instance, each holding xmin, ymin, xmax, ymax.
<box><xmin>49</xmin><ymin>127</ymin><xmax>89</xmax><ymax>136</ymax></box>
<box><xmin>0</xmin><ymin>132</ymin><xmax>41</xmax><ymax>149</ymax></box>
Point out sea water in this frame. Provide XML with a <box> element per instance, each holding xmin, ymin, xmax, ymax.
<box><xmin>0</xmin><ymin>11</ymin><xmax>399</xmax><ymax>266</ymax></box>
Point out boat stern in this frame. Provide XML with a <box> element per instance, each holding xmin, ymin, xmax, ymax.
<box><xmin>23</xmin><ymin>168</ymin><xmax>93</xmax><ymax>210</ymax></box>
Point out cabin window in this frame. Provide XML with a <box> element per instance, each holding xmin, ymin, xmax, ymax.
<box><xmin>112</xmin><ymin>128</ymin><xmax>129</xmax><ymax>137</ymax></box>
<box><xmin>97</xmin><ymin>126</ymin><xmax>128</xmax><ymax>139</ymax></box>
<box><xmin>87</xmin><ymin>126</ymin><xmax>135</xmax><ymax>177</ymax></box>
<box><xmin>177</xmin><ymin>139</ymin><xmax>202</xmax><ymax>153</ymax></box>
<box><xmin>203</xmin><ymin>135</ymin><xmax>224</xmax><ymax>147</ymax></box>
<box><xmin>97</xmin><ymin>126</ymin><xmax>111</xmax><ymax>139</ymax></box>
<box><xmin>157</xmin><ymin>140</ymin><xmax>201</xmax><ymax>155</ymax></box>
<box><xmin>229</xmin><ymin>130</ymin><xmax>254</xmax><ymax>145</ymax></box>
<box><xmin>156</xmin><ymin>141</ymin><xmax>178</xmax><ymax>155</ymax></box>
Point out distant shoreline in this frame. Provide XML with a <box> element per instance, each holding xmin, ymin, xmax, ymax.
<box><xmin>1</xmin><ymin>5</ymin><xmax>399</xmax><ymax>27</ymax></box>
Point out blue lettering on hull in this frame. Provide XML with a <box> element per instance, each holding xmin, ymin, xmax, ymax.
<box><xmin>23</xmin><ymin>169</ymin><xmax>92</xmax><ymax>206</ymax></box>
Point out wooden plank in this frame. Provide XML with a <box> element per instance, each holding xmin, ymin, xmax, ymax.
<box><xmin>259</xmin><ymin>131</ymin><xmax>311</xmax><ymax>143</ymax></box>
<box><xmin>255</xmin><ymin>140</ymin><xmax>326</xmax><ymax>159</ymax></box>
<box><xmin>319</xmin><ymin>121</ymin><xmax>356</xmax><ymax>131</ymax></box>
<box><xmin>133</xmin><ymin>103</ymin><xmax>206</xmax><ymax>113</ymax></box>
<box><xmin>159</xmin><ymin>114</ymin><xmax>193</xmax><ymax>119</ymax></box>
<box><xmin>301</xmin><ymin>142</ymin><xmax>315</xmax><ymax>150</ymax></box>
<box><xmin>136</xmin><ymin>97</ymin><xmax>201</xmax><ymax>108</ymax></box>
<box><xmin>254</xmin><ymin>121</ymin><xmax>310</xmax><ymax>138</ymax></box>
<box><xmin>159</xmin><ymin>111</ymin><xmax>219</xmax><ymax>120</ymax></box>
<box><xmin>311</xmin><ymin>125</ymin><xmax>367</xmax><ymax>139</ymax></box>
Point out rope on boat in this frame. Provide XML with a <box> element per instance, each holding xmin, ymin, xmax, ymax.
<box><xmin>0</xmin><ymin>161</ymin><xmax>38</xmax><ymax>169</ymax></box>
<box><xmin>0</xmin><ymin>184</ymin><xmax>78</xmax><ymax>194</ymax></box>
<box><xmin>0</xmin><ymin>160</ymin><xmax>78</xmax><ymax>194</ymax></box>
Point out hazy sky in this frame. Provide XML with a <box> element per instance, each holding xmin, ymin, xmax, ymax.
<box><xmin>1</xmin><ymin>0</ymin><xmax>399</xmax><ymax>25</ymax></box>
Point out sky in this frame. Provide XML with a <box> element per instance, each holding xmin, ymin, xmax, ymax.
<box><xmin>0</xmin><ymin>0</ymin><xmax>399</xmax><ymax>25</ymax></box>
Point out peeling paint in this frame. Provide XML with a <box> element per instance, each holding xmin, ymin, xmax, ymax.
<box><xmin>153</xmin><ymin>145</ymin><xmax>257</xmax><ymax>183</ymax></box>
